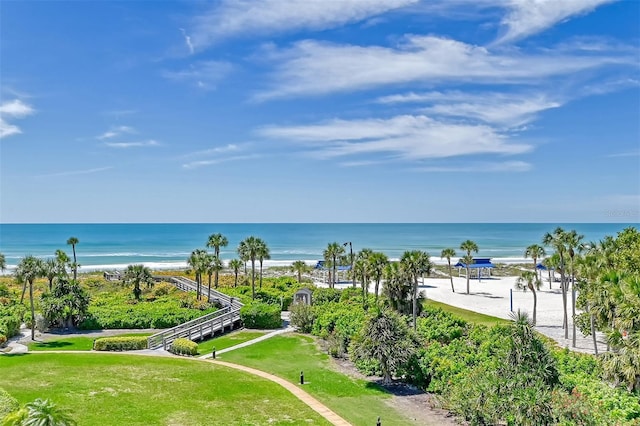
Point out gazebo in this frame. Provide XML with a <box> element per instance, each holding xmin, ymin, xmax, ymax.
<box><xmin>455</xmin><ymin>258</ymin><xmax>495</xmax><ymax>280</ymax></box>
<box><xmin>314</xmin><ymin>260</ymin><xmax>351</xmax><ymax>284</ymax></box>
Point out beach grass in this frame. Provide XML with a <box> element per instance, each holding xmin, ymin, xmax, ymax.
<box><xmin>424</xmin><ymin>299</ymin><xmax>509</xmax><ymax>326</ymax></box>
<box><xmin>0</xmin><ymin>353</ymin><xmax>330</xmax><ymax>425</ymax></box>
<box><xmin>220</xmin><ymin>333</ymin><xmax>414</xmax><ymax>426</ymax></box>
<box><xmin>196</xmin><ymin>330</ymin><xmax>267</xmax><ymax>355</ymax></box>
<box><xmin>28</xmin><ymin>333</ymin><xmax>151</xmax><ymax>352</ymax></box>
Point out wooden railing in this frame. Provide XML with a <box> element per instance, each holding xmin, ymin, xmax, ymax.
<box><xmin>147</xmin><ymin>276</ymin><xmax>243</xmax><ymax>350</ymax></box>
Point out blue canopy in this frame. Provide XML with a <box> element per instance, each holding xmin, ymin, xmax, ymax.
<box><xmin>455</xmin><ymin>258</ymin><xmax>495</xmax><ymax>269</ymax></box>
<box><xmin>314</xmin><ymin>260</ymin><xmax>351</xmax><ymax>271</ymax></box>
<box><xmin>536</xmin><ymin>263</ymin><xmax>553</xmax><ymax>270</ymax></box>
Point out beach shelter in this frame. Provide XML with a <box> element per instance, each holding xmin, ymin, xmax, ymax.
<box><xmin>455</xmin><ymin>258</ymin><xmax>495</xmax><ymax>280</ymax></box>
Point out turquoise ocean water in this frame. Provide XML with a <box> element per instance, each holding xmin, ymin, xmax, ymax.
<box><xmin>0</xmin><ymin>223</ymin><xmax>634</xmax><ymax>271</ymax></box>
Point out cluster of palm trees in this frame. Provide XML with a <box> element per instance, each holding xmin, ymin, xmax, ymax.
<box><xmin>187</xmin><ymin>234</ymin><xmax>270</xmax><ymax>301</ymax></box>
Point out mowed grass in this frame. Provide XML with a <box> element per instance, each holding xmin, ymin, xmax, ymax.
<box><xmin>221</xmin><ymin>334</ymin><xmax>415</xmax><ymax>426</ymax></box>
<box><xmin>197</xmin><ymin>330</ymin><xmax>267</xmax><ymax>355</ymax></box>
<box><xmin>424</xmin><ymin>299</ymin><xmax>509</xmax><ymax>326</ymax></box>
<box><xmin>28</xmin><ymin>333</ymin><xmax>151</xmax><ymax>352</ymax></box>
<box><xmin>0</xmin><ymin>353</ymin><xmax>330</xmax><ymax>425</ymax></box>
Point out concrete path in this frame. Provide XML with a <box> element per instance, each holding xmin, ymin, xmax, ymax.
<box><xmin>197</xmin><ymin>326</ymin><xmax>295</xmax><ymax>359</ymax></box>
<box><xmin>205</xmin><ymin>359</ymin><xmax>351</xmax><ymax>426</ymax></box>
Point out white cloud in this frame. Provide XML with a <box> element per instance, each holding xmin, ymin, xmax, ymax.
<box><xmin>189</xmin><ymin>0</ymin><xmax>417</xmax><ymax>50</ymax></box>
<box><xmin>256</xmin><ymin>36</ymin><xmax>631</xmax><ymax>99</ymax></box>
<box><xmin>607</xmin><ymin>150</ymin><xmax>640</xmax><ymax>158</ymax></box>
<box><xmin>182</xmin><ymin>154</ymin><xmax>260</xmax><ymax>169</ymax></box>
<box><xmin>34</xmin><ymin>166</ymin><xmax>113</xmax><ymax>178</ymax></box>
<box><xmin>104</xmin><ymin>139</ymin><xmax>159</xmax><ymax>148</ymax></box>
<box><xmin>163</xmin><ymin>61</ymin><xmax>233</xmax><ymax>90</ymax></box>
<box><xmin>97</xmin><ymin>125</ymin><xmax>136</xmax><ymax>140</ymax></box>
<box><xmin>182</xmin><ymin>144</ymin><xmax>242</xmax><ymax>159</ymax></box>
<box><xmin>179</xmin><ymin>28</ymin><xmax>195</xmax><ymax>54</ymax></box>
<box><xmin>412</xmin><ymin>160</ymin><xmax>532</xmax><ymax>173</ymax></box>
<box><xmin>259</xmin><ymin>114</ymin><xmax>532</xmax><ymax>161</ymax></box>
<box><xmin>0</xmin><ymin>99</ymin><xmax>35</xmax><ymax>139</ymax></box>
<box><xmin>497</xmin><ymin>0</ymin><xmax>619</xmax><ymax>44</ymax></box>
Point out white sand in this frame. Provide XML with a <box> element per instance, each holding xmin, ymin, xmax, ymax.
<box><xmin>312</xmin><ymin>272</ymin><xmax>606</xmax><ymax>354</ymax></box>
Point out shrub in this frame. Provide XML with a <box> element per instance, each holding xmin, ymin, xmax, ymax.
<box><xmin>0</xmin><ymin>334</ymin><xmax>6</xmax><ymax>347</ymax></box>
<box><xmin>240</xmin><ymin>302</ymin><xmax>282</xmax><ymax>329</ymax></box>
<box><xmin>0</xmin><ymin>388</ymin><xmax>19</xmax><ymax>421</ymax></box>
<box><xmin>170</xmin><ymin>338</ymin><xmax>198</xmax><ymax>356</ymax></box>
<box><xmin>289</xmin><ymin>302</ymin><xmax>315</xmax><ymax>333</ymax></box>
<box><xmin>93</xmin><ymin>336</ymin><xmax>148</xmax><ymax>351</ymax></box>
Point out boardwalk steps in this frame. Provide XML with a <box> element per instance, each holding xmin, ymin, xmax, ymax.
<box><xmin>147</xmin><ymin>276</ymin><xmax>243</xmax><ymax>350</ymax></box>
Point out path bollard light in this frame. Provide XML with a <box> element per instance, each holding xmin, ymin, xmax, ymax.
<box><xmin>212</xmin><ymin>347</ymin><xmax>216</xmax><ymax>359</ymax></box>
<box><xmin>376</xmin><ymin>416</ymin><xmax>381</xmax><ymax>426</ymax></box>
<box><xmin>300</xmin><ymin>371</ymin><xmax>304</xmax><ymax>385</ymax></box>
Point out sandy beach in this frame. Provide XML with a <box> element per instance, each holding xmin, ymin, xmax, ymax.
<box><xmin>313</xmin><ymin>272</ymin><xmax>606</xmax><ymax>355</ymax></box>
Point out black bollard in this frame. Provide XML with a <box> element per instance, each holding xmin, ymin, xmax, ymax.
<box><xmin>300</xmin><ymin>371</ymin><xmax>304</xmax><ymax>385</ymax></box>
<box><xmin>212</xmin><ymin>347</ymin><xmax>216</xmax><ymax>359</ymax></box>
<box><xmin>376</xmin><ymin>416</ymin><xmax>381</xmax><ymax>426</ymax></box>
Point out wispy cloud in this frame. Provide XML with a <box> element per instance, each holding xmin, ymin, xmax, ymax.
<box><xmin>497</xmin><ymin>0</ymin><xmax>619</xmax><ymax>44</ymax></box>
<box><xmin>256</xmin><ymin>36</ymin><xmax>632</xmax><ymax>99</ymax></box>
<box><xmin>34</xmin><ymin>166</ymin><xmax>113</xmax><ymax>178</ymax></box>
<box><xmin>189</xmin><ymin>0</ymin><xmax>417</xmax><ymax>50</ymax></box>
<box><xmin>182</xmin><ymin>154</ymin><xmax>260</xmax><ymax>169</ymax></box>
<box><xmin>259</xmin><ymin>114</ymin><xmax>531</xmax><ymax>161</ymax></box>
<box><xmin>607</xmin><ymin>150</ymin><xmax>640</xmax><ymax>158</ymax></box>
<box><xmin>163</xmin><ymin>61</ymin><xmax>233</xmax><ymax>90</ymax></box>
<box><xmin>0</xmin><ymin>99</ymin><xmax>35</xmax><ymax>139</ymax></box>
<box><xmin>179</xmin><ymin>28</ymin><xmax>195</xmax><ymax>54</ymax></box>
<box><xmin>181</xmin><ymin>143</ymin><xmax>243</xmax><ymax>159</ymax></box>
<box><xmin>104</xmin><ymin>139</ymin><xmax>159</xmax><ymax>148</ymax></box>
<box><xmin>412</xmin><ymin>161</ymin><xmax>532</xmax><ymax>173</ymax></box>
<box><xmin>97</xmin><ymin>125</ymin><xmax>136</xmax><ymax>140</ymax></box>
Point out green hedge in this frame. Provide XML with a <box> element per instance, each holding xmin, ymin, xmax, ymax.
<box><xmin>0</xmin><ymin>388</ymin><xmax>19</xmax><ymax>420</ymax></box>
<box><xmin>93</xmin><ymin>336</ymin><xmax>148</xmax><ymax>351</ymax></box>
<box><xmin>170</xmin><ymin>338</ymin><xmax>198</xmax><ymax>356</ymax></box>
<box><xmin>240</xmin><ymin>302</ymin><xmax>282</xmax><ymax>329</ymax></box>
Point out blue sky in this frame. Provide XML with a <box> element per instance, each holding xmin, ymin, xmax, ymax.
<box><xmin>1</xmin><ymin>0</ymin><xmax>638</xmax><ymax>223</ymax></box>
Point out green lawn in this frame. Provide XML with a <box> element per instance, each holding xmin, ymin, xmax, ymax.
<box><xmin>221</xmin><ymin>333</ymin><xmax>415</xmax><ymax>426</ymax></box>
<box><xmin>0</xmin><ymin>353</ymin><xmax>330</xmax><ymax>425</ymax></box>
<box><xmin>424</xmin><ymin>299</ymin><xmax>509</xmax><ymax>326</ymax></box>
<box><xmin>28</xmin><ymin>333</ymin><xmax>151</xmax><ymax>352</ymax></box>
<box><xmin>197</xmin><ymin>330</ymin><xmax>267</xmax><ymax>355</ymax></box>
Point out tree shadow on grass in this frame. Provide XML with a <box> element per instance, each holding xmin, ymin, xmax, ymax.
<box><xmin>364</xmin><ymin>380</ymin><xmax>426</xmax><ymax>397</ymax></box>
<box><xmin>31</xmin><ymin>341</ymin><xmax>75</xmax><ymax>349</ymax></box>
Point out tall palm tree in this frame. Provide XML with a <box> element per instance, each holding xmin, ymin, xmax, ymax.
<box><xmin>257</xmin><ymin>239</ymin><xmax>270</xmax><ymax>289</ymax></box>
<box><xmin>543</xmin><ymin>227</ymin><xmax>569</xmax><ymax>338</ymax></box>
<box><xmin>323</xmin><ymin>242</ymin><xmax>345</xmax><ymax>289</ymax></box>
<box><xmin>238</xmin><ymin>236</ymin><xmax>261</xmax><ymax>299</ymax></box>
<box><xmin>206</xmin><ymin>233</ymin><xmax>228</xmax><ymax>291</ymax></box>
<box><xmin>205</xmin><ymin>254</ymin><xmax>223</xmax><ymax>300</ymax></box>
<box><xmin>355</xmin><ymin>248</ymin><xmax>373</xmax><ymax>302</ymax></box>
<box><xmin>460</xmin><ymin>240</ymin><xmax>479</xmax><ymax>294</ymax></box>
<box><xmin>524</xmin><ymin>244</ymin><xmax>546</xmax><ymax>281</ymax></box>
<box><xmin>228</xmin><ymin>259</ymin><xmax>243</xmax><ymax>287</ymax></box>
<box><xmin>440</xmin><ymin>248</ymin><xmax>456</xmax><ymax>293</ymax></box>
<box><xmin>565</xmin><ymin>229</ymin><xmax>584</xmax><ymax>347</ymax></box>
<box><xmin>291</xmin><ymin>260</ymin><xmax>310</xmax><ymax>284</ymax></box>
<box><xmin>43</xmin><ymin>258</ymin><xmax>58</xmax><ymax>292</ymax></box>
<box><xmin>368</xmin><ymin>252</ymin><xmax>389</xmax><ymax>304</ymax></box>
<box><xmin>66</xmin><ymin>237</ymin><xmax>79</xmax><ymax>281</ymax></box>
<box><xmin>124</xmin><ymin>264</ymin><xmax>153</xmax><ymax>301</ymax></box>
<box><xmin>16</xmin><ymin>255</ymin><xmax>45</xmax><ymax>339</ymax></box>
<box><xmin>542</xmin><ymin>253</ymin><xmax>559</xmax><ymax>290</ymax></box>
<box><xmin>401</xmin><ymin>250</ymin><xmax>432</xmax><ymax>330</ymax></box>
<box><xmin>187</xmin><ymin>249</ymin><xmax>207</xmax><ymax>300</ymax></box>
<box><xmin>515</xmin><ymin>270</ymin><xmax>542</xmax><ymax>325</ymax></box>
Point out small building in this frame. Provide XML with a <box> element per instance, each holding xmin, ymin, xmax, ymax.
<box><xmin>293</xmin><ymin>288</ymin><xmax>313</xmax><ymax>305</ymax></box>
<box><xmin>455</xmin><ymin>258</ymin><xmax>495</xmax><ymax>280</ymax></box>
<box><xmin>103</xmin><ymin>271</ymin><xmax>122</xmax><ymax>281</ymax></box>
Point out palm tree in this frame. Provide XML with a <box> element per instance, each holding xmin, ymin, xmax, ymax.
<box><xmin>368</xmin><ymin>252</ymin><xmax>388</xmax><ymax>304</ymax></box>
<box><xmin>524</xmin><ymin>244</ymin><xmax>546</xmax><ymax>281</ymax></box>
<box><xmin>382</xmin><ymin>262</ymin><xmax>411</xmax><ymax>315</ymax></box>
<box><xmin>355</xmin><ymin>248</ymin><xmax>373</xmax><ymax>304</ymax></box>
<box><xmin>238</xmin><ymin>236</ymin><xmax>262</xmax><ymax>300</ymax></box>
<box><xmin>542</xmin><ymin>253</ymin><xmax>559</xmax><ymax>290</ymax></box>
<box><xmin>54</xmin><ymin>249</ymin><xmax>70</xmax><ymax>277</ymax></box>
<box><xmin>400</xmin><ymin>250</ymin><xmax>432</xmax><ymax>330</ymax></box>
<box><xmin>66</xmin><ymin>237</ymin><xmax>79</xmax><ymax>280</ymax></box>
<box><xmin>257</xmin><ymin>239</ymin><xmax>270</xmax><ymax>289</ymax></box>
<box><xmin>206</xmin><ymin>233</ymin><xmax>228</xmax><ymax>291</ymax></box>
<box><xmin>515</xmin><ymin>270</ymin><xmax>542</xmax><ymax>325</ymax></box>
<box><xmin>291</xmin><ymin>260</ymin><xmax>310</xmax><ymax>284</ymax></box>
<box><xmin>460</xmin><ymin>240</ymin><xmax>478</xmax><ymax>294</ymax></box>
<box><xmin>205</xmin><ymin>254</ymin><xmax>223</xmax><ymax>300</ymax></box>
<box><xmin>0</xmin><ymin>253</ymin><xmax>5</xmax><ymax>272</ymax></box>
<box><xmin>543</xmin><ymin>227</ymin><xmax>569</xmax><ymax>338</ymax></box>
<box><xmin>228</xmin><ymin>259</ymin><xmax>243</xmax><ymax>287</ymax></box>
<box><xmin>16</xmin><ymin>255</ymin><xmax>45</xmax><ymax>340</ymax></box>
<box><xmin>124</xmin><ymin>264</ymin><xmax>153</xmax><ymax>301</ymax></box>
<box><xmin>187</xmin><ymin>249</ymin><xmax>207</xmax><ymax>300</ymax></box>
<box><xmin>440</xmin><ymin>248</ymin><xmax>456</xmax><ymax>293</ymax></box>
<box><xmin>323</xmin><ymin>242</ymin><xmax>345</xmax><ymax>289</ymax></box>
<box><xmin>43</xmin><ymin>258</ymin><xmax>58</xmax><ymax>292</ymax></box>
<box><xmin>565</xmin><ymin>229</ymin><xmax>584</xmax><ymax>347</ymax></box>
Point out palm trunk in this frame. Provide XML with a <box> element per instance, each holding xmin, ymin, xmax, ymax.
<box><xmin>548</xmin><ymin>269</ymin><xmax>552</xmax><ymax>290</ymax></box>
<box><xmin>29</xmin><ymin>280</ymin><xmax>35</xmax><ymax>340</ymax></box>
<box><xmin>332</xmin><ymin>256</ymin><xmax>337</xmax><ymax>289</ymax></box>
<box><xmin>466</xmin><ymin>266</ymin><xmax>470</xmax><ymax>294</ymax></box>
<box><xmin>259</xmin><ymin>260</ymin><xmax>263</xmax><ymax>289</ymax></box>
<box><xmin>532</xmin><ymin>287</ymin><xmax>537</xmax><ymax>325</ymax></box>
<box><xmin>214</xmin><ymin>270</ymin><xmax>219</xmax><ymax>289</ymax></box>
<box><xmin>375</xmin><ymin>279</ymin><xmax>380</xmax><ymax>304</ymax></box>
<box><xmin>571</xmin><ymin>273</ymin><xmax>576</xmax><ymax>347</ymax></box>
<box><xmin>234</xmin><ymin>271</ymin><xmax>238</xmax><ymax>287</ymax></box>
<box><xmin>412</xmin><ymin>277</ymin><xmax>418</xmax><ymax>330</ymax></box>
<box><xmin>297</xmin><ymin>271</ymin><xmax>302</xmax><ymax>284</ymax></box>
<box><xmin>208</xmin><ymin>273</ymin><xmax>212</xmax><ymax>302</ymax></box>
<box><xmin>448</xmin><ymin>260</ymin><xmax>454</xmax><ymax>292</ymax></box>
<box><xmin>48</xmin><ymin>278</ymin><xmax>54</xmax><ymax>292</ymax></box>
<box><xmin>72</xmin><ymin>246</ymin><xmax>77</xmax><ymax>281</ymax></box>
<box><xmin>20</xmin><ymin>282</ymin><xmax>27</xmax><ymax>303</ymax></box>
<box><xmin>251</xmin><ymin>259</ymin><xmax>256</xmax><ymax>300</ymax></box>
<box><xmin>589</xmin><ymin>305</ymin><xmax>598</xmax><ymax>355</ymax></box>
<box><xmin>560</xmin><ymin>261</ymin><xmax>568</xmax><ymax>339</ymax></box>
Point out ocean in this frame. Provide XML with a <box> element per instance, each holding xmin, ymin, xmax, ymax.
<box><xmin>0</xmin><ymin>223</ymin><xmax>634</xmax><ymax>272</ymax></box>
